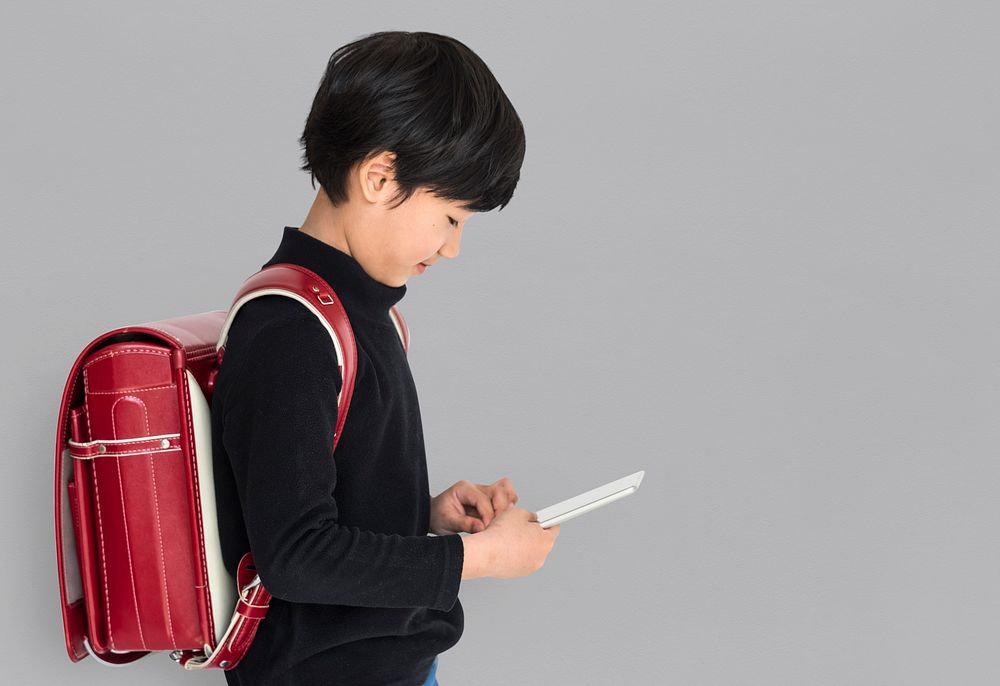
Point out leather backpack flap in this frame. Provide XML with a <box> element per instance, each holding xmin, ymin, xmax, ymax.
<box><xmin>55</xmin><ymin>265</ymin><xmax>406</xmax><ymax>670</ymax></box>
<box><xmin>55</xmin><ymin>311</ymin><xmax>230</xmax><ymax>664</ymax></box>
<box><xmin>56</xmin><ymin>350</ymin><xmax>92</xmax><ymax>662</ymax></box>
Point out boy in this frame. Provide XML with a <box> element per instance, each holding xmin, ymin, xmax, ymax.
<box><xmin>210</xmin><ymin>31</ymin><xmax>560</xmax><ymax>686</ymax></box>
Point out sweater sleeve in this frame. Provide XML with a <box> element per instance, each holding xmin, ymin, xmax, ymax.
<box><xmin>220</xmin><ymin>311</ymin><xmax>464</xmax><ymax>611</ymax></box>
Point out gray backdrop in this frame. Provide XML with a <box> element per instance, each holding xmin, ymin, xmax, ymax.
<box><xmin>3</xmin><ymin>1</ymin><xmax>998</xmax><ymax>684</ymax></box>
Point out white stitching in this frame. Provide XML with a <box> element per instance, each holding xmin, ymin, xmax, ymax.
<box><xmin>86</xmin><ymin>384</ymin><xmax>176</xmax><ymax>395</ymax></box>
<box><xmin>148</xmin><ymin>454</ymin><xmax>177</xmax><ymax>645</ymax></box>
<box><xmin>226</xmin><ymin>615</ymin><xmax>250</xmax><ymax>654</ymax></box>
<box><xmin>66</xmin><ymin>365</ymin><xmax>81</xmax><ymax>440</ymax></box>
<box><xmin>83</xmin><ymin>347</ymin><xmax>170</xmax><ymax>369</ymax></box>
<box><xmin>69</xmin><ymin>433</ymin><xmax>180</xmax><ymax>447</ymax></box>
<box><xmin>111</xmin><ymin>395</ymin><xmax>148</xmax><ymax>650</ymax></box>
<box><xmin>91</xmin><ymin>459</ymin><xmax>114</xmax><ymax>650</ymax></box>
<box><xmin>114</xmin><ymin>456</ymin><xmax>146</xmax><ymax>649</ymax></box>
<box><xmin>82</xmin><ymin>369</ymin><xmax>94</xmax><ymax>439</ymax></box>
<box><xmin>71</xmin><ymin>444</ymin><xmax>179</xmax><ymax>456</ymax></box>
<box><xmin>71</xmin><ymin>447</ymin><xmax>181</xmax><ymax>460</ymax></box>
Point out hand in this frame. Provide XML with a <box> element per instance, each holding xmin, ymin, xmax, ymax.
<box><xmin>472</xmin><ymin>506</ymin><xmax>560</xmax><ymax>579</ymax></box>
<box><xmin>430</xmin><ymin>477</ymin><xmax>519</xmax><ymax>536</ymax></box>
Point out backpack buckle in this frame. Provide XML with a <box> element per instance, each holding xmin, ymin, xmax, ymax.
<box><xmin>311</xmin><ymin>285</ymin><xmax>335</xmax><ymax>305</ymax></box>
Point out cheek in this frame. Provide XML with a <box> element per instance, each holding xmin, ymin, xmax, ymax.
<box><xmin>413</xmin><ymin>228</ymin><xmax>448</xmax><ymax>257</ymax></box>
<box><xmin>395</xmin><ymin>234</ymin><xmax>434</xmax><ymax>265</ymax></box>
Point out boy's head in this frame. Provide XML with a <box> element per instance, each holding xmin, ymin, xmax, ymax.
<box><xmin>297</xmin><ymin>31</ymin><xmax>526</xmax><ymax>287</ymax></box>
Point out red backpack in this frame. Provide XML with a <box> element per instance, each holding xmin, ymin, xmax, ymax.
<box><xmin>54</xmin><ymin>263</ymin><xmax>410</xmax><ymax>670</ymax></box>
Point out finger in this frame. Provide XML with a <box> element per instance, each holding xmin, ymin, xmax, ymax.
<box><xmin>455</xmin><ymin>481</ymin><xmax>495</xmax><ymax>524</ymax></box>
<box><xmin>489</xmin><ymin>487</ymin><xmax>511</xmax><ymax>514</ymax></box>
<box><xmin>468</xmin><ymin>486</ymin><xmax>495</xmax><ymax>526</ymax></box>
<box><xmin>494</xmin><ymin>478</ymin><xmax>518</xmax><ymax>507</ymax></box>
<box><xmin>486</xmin><ymin>501</ymin><xmax>512</xmax><ymax>515</ymax></box>
<box><xmin>463</xmin><ymin>516</ymin><xmax>486</xmax><ymax>534</ymax></box>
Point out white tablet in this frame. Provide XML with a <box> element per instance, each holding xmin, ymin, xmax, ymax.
<box><xmin>534</xmin><ymin>470</ymin><xmax>645</xmax><ymax>528</ymax></box>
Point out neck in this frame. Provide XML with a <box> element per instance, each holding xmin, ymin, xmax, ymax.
<box><xmin>300</xmin><ymin>187</ymin><xmax>355</xmax><ymax>257</ymax></box>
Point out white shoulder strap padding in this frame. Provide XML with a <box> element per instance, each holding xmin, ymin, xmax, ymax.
<box><xmin>217</xmin><ymin>289</ymin><xmax>348</xmax><ymax>404</ymax></box>
<box><xmin>388</xmin><ymin>307</ymin><xmax>407</xmax><ymax>347</ymax></box>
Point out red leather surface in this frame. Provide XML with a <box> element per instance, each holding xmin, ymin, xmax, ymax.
<box><xmin>55</xmin><ymin>314</ymin><xmax>228</xmax><ymax>664</ymax></box>
<box><xmin>55</xmin><ymin>263</ymin><xmax>409</xmax><ymax>670</ymax></box>
<box><xmin>78</xmin><ymin>341</ymin><xmax>203</xmax><ymax>650</ymax></box>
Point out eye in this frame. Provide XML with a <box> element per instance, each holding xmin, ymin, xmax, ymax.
<box><xmin>447</xmin><ymin>216</ymin><xmax>459</xmax><ymax>227</ymax></box>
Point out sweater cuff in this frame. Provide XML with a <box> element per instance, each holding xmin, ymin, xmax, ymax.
<box><xmin>431</xmin><ymin>534</ymin><xmax>465</xmax><ymax>612</ymax></box>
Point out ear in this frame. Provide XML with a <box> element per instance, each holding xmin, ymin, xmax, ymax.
<box><xmin>357</xmin><ymin>150</ymin><xmax>397</xmax><ymax>203</ymax></box>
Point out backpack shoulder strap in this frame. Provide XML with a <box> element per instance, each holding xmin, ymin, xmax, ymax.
<box><xmin>185</xmin><ymin>263</ymin><xmax>376</xmax><ymax>671</ymax></box>
<box><xmin>216</xmin><ymin>263</ymin><xmax>360</xmax><ymax>450</ymax></box>
<box><xmin>216</xmin><ymin>264</ymin><xmax>411</xmax><ymax>437</ymax></box>
<box><xmin>389</xmin><ymin>305</ymin><xmax>410</xmax><ymax>352</ymax></box>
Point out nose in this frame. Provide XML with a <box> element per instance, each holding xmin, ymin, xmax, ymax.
<box><xmin>438</xmin><ymin>224</ymin><xmax>463</xmax><ymax>259</ymax></box>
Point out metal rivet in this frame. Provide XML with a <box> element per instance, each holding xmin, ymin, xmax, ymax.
<box><xmin>160</xmin><ymin>439</ymin><xmax>170</xmax><ymax>449</ymax></box>
<box><xmin>310</xmin><ymin>286</ymin><xmax>320</xmax><ymax>292</ymax></box>
<box><xmin>97</xmin><ymin>444</ymin><xmax>106</xmax><ymax>454</ymax></box>
<box><xmin>220</xmin><ymin>660</ymin><xmax>230</xmax><ymax>668</ymax></box>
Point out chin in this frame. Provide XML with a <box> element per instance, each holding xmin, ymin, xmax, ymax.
<box><xmin>375</xmin><ymin>275</ymin><xmax>406</xmax><ymax>288</ymax></box>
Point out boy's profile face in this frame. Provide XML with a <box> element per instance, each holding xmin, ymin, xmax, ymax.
<box><xmin>302</xmin><ymin>151</ymin><xmax>475</xmax><ymax>288</ymax></box>
<box><xmin>359</xmin><ymin>183</ymin><xmax>473</xmax><ymax>288</ymax></box>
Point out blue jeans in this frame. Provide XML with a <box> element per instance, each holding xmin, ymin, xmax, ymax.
<box><xmin>421</xmin><ymin>657</ymin><xmax>439</xmax><ymax>686</ymax></box>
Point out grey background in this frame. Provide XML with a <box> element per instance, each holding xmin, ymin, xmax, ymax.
<box><xmin>2</xmin><ymin>1</ymin><xmax>998</xmax><ymax>684</ymax></box>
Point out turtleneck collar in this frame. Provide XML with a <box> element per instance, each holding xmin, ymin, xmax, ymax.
<box><xmin>262</xmin><ymin>226</ymin><xmax>407</xmax><ymax>317</ymax></box>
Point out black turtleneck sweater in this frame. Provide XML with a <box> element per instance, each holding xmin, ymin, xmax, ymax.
<box><xmin>211</xmin><ymin>226</ymin><xmax>465</xmax><ymax>686</ymax></box>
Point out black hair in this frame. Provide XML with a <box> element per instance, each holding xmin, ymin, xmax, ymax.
<box><xmin>298</xmin><ymin>31</ymin><xmax>526</xmax><ymax>213</ymax></box>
